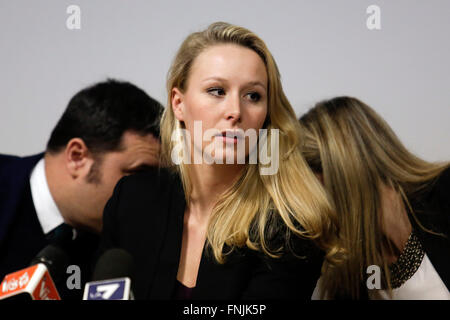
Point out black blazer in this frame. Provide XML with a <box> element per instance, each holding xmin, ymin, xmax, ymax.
<box><xmin>99</xmin><ymin>167</ymin><xmax>324</xmax><ymax>300</ymax></box>
<box><xmin>0</xmin><ymin>153</ymin><xmax>99</xmax><ymax>300</ymax></box>
<box><xmin>0</xmin><ymin>153</ymin><xmax>46</xmax><ymax>278</ymax></box>
<box><xmin>409</xmin><ymin>167</ymin><xmax>450</xmax><ymax>291</ymax></box>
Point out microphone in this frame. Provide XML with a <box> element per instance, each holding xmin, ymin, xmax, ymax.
<box><xmin>83</xmin><ymin>248</ymin><xmax>134</xmax><ymax>300</ymax></box>
<box><xmin>0</xmin><ymin>245</ymin><xmax>69</xmax><ymax>300</ymax></box>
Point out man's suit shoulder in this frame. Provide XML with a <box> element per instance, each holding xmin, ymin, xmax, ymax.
<box><xmin>0</xmin><ymin>153</ymin><xmax>43</xmax><ymax>176</ymax></box>
<box><xmin>0</xmin><ymin>154</ymin><xmax>24</xmax><ymax>176</ymax></box>
<box><xmin>0</xmin><ymin>153</ymin><xmax>43</xmax><ymax>198</ymax></box>
<box><xmin>0</xmin><ymin>154</ymin><xmax>21</xmax><ymax>165</ymax></box>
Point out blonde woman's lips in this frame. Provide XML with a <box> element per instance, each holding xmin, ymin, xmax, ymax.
<box><xmin>215</xmin><ymin>130</ymin><xmax>244</xmax><ymax>144</ymax></box>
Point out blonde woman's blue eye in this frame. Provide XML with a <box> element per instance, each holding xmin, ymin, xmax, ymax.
<box><xmin>207</xmin><ymin>88</ymin><xmax>225</xmax><ymax>96</ymax></box>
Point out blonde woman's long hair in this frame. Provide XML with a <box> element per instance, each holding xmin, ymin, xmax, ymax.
<box><xmin>299</xmin><ymin>96</ymin><xmax>449</xmax><ymax>299</ymax></box>
<box><xmin>160</xmin><ymin>22</ymin><xmax>340</xmax><ymax>264</ymax></box>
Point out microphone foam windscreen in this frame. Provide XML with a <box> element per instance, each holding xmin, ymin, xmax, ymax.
<box><xmin>30</xmin><ymin>244</ymin><xmax>70</xmax><ymax>281</ymax></box>
<box><xmin>92</xmin><ymin>248</ymin><xmax>134</xmax><ymax>281</ymax></box>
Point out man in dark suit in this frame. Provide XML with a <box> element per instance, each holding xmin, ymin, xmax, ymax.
<box><xmin>0</xmin><ymin>79</ymin><xmax>163</xmax><ymax>299</ymax></box>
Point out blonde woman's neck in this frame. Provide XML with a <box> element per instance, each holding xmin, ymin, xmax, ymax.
<box><xmin>187</xmin><ymin>163</ymin><xmax>244</xmax><ymax>223</ymax></box>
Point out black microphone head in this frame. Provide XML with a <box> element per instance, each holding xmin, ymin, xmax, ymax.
<box><xmin>92</xmin><ymin>248</ymin><xmax>134</xmax><ymax>281</ymax></box>
<box><xmin>30</xmin><ymin>244</ymin><xmax>70</xmax><ymax>282</ymax></box>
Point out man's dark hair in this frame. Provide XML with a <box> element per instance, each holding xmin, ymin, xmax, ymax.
<box><xmin>46</xmin><ymin>79</ymin><xmax>163</xmax><ymax>154</ymax></box>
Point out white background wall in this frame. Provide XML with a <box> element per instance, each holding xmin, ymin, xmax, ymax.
<box><xmin>1</xmin><ymin>0</ymin><xmax>449</xmax><ymax>161</ymax></box>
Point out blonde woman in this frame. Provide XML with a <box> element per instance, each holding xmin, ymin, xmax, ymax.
<box><xmin>98</xmin><ymin>22</ymin><xmax>339</xmax><ymax>299</ymax></box>
<box><xmin>299</xmin><ymin>96</ymin><xmax>450</xmax><ymax>299</ymax></box>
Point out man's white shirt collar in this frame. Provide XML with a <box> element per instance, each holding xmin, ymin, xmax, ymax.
<box><xmin>29</xmin><ymin>158</ymin><xmax>64</xmax><ymax>234</ymax></box>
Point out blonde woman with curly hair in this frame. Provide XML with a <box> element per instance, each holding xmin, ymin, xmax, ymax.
<box><xmin>300</xmin><ymin>96</ymin><xmax>450</xmax><ymax>300</ymax></box>
<box><xmin>99</xmin><ymin>22</ymin><xmax>339</xmax><ymax>299</ymax></box>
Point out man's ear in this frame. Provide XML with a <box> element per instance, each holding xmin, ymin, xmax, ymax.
<box><xmin>171</xmin><ymin>87</ymin><xmax>185</xmax><ymax>122</ymax></box>
<box><xmin>65</xmin><ymin>138</ymin><xmax>93</xmax><ymax>179</ymax></box>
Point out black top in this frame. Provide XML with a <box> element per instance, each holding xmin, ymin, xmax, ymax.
<box><xmin>98</xmin><ymin>167</ymin><xmax>324</xmax><ymax>300</ymax></box>
<box><xmin>408</xmin><ymin>167</ymin><xmax>450</xmax><ymax>290</ymax></box>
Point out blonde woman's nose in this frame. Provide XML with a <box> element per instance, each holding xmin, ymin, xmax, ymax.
<box><xmin>224</xmin><ymin>95</ymin><xmax>242</xmax><ymax>122</ymax></box>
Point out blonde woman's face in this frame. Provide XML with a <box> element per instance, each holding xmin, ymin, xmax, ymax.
<box><xmin>171</xmin><ymin>44</ymin><xmax>268</xmax><ymax>164</ymax></box>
